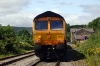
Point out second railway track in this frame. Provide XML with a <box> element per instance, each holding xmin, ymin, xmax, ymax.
<box><xmin>55</xmin><ymin>61</ymin><xmax>61</xmax><ymax>66</ymax></box>
<box><xmin>0</xmin><ymin>50</ymin><xmax>35</xmax><ymax>66</ymax></box>
<box><xmin>31</xmin><ymin>59</ymin><xmax>61</xmax><ymax>66</ymax></box>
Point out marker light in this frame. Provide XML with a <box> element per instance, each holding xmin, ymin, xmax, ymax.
<box><xmin>38</xmin><ymin>36</ymin><xmax>41</xmax><ymax>39</ymax></box>
<box><xmin>36</xmin><ymin>40</ymin><xmax>38</xmax><ymax>43</ymax></box>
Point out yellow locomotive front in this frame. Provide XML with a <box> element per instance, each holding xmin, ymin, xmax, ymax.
<box><xmin>32</xmin><ymin>11</ymin><xmax>67</xmax><ymax>59</ymax></box>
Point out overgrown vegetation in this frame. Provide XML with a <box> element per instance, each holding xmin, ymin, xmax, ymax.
<box><xmin>0</xmin><ymin>24</ymin><xmax>33</xmax><ymax>58</ymax></box>
<box><xmin>87</xmin><ymin>17</ymin><xmax>100</xmax><ymax>31</ymax></box>
<box><xmin>80</xmin><ymin>31</ymin><xmax>100</xmax><ymax>66</ymax></box>
<box><xmin>79</xmin><ymin>17</ymin><xmax>100</xmax><ymax>66</ymax></box>
<box><xmin>67</xmin><ymin>23</ymin><xmax>71</xmax><ymax>42</ymax></box>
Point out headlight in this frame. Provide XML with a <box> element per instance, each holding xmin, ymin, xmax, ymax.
<box><xmin>36</xmin><ymin>40</ymin><xmax>38</xmax><ymax>43</ymax></box>
<box><xmin>38</xmin><ymin>36</ymin><xmax>41</xmax><ymax>39</ymax></box>
<box><xmin>36</xmin><ymin>40</ymin><xmax>41</xmax><ymax>43</ymax></box>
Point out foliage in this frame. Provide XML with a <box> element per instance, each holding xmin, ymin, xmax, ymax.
<box><xmin>70</xmin><ymin>25</ymin><xmax>86</xmax><ymax>28</ymax></box>
<box><xmin>0</xmin><ymin>24</ymin><xmax>33</xmax><ymax>55</ymax></box>
<box><xmin>87</xmin><ymin>17</ymin><xmax>100</xmax><ymax>31</ymax></box>
<box><xmin>80</xmin><ymin>31</ymin><xmax>100</xmax><ymax>55</ymax></box>
<box><xmin>66</xmin><ymin>24</ymin><xmax>71</xmax><ymax>42</ymax></box>
<box><xmin>67</xmin><ymin>23</ymin><xmax>70</xmax><ymax>32</ymax></box>
<box><xmin>80</xmin><ymin>31</ymin><xmax>100</xmax><ymax>66</ymax></box>
<box><xmin>67</xmin><ymin>32</ymin><xmax>70</xmax><ymax>42</ymax></box>
<box><xmin>17</xmin><ymin>29</ymin><xmax>33</xmax><ymax>46</ymax></box>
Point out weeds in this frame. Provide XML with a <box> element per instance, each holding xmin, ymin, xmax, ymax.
<box><xmin>80</xmin><ymin>31</ymin><xmax>100</xmax><ymax>66</ymax></box>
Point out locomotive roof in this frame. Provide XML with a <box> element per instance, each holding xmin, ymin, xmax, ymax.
<box><xmin>33</xmin><ymin>11</ymin><xmax>65</xmax><ymax>21</ymax></box>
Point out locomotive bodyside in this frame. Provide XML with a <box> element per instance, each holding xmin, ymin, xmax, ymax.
<box><xmin>32</xmin><ymin>11</ymin><xmax>67</xmax><ymax>59</ymax></box>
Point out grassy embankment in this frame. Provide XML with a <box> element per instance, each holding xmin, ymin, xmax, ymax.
<box><xmin>74</xmin><ymin>31</ymin><xmax>100</xmax><ymax>66</ymax></box>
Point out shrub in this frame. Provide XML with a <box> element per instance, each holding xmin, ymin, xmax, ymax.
<box><xmin>80</xmin><ymin>31</ymin><xmax>100</xmax><ymax>66</ymax></box>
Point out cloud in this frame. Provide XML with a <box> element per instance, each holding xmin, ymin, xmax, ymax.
<box><xmin>0</xmin><ymin>0</ymin><xmax>31</xmax><ymax>15</ymax></box>
<box><xmin>61</xmin><ymin>4</ymin><xmax>100</xmax><ymax>25</ymax></box>
<box><xmin>80</xmin><ymin>4</ymin><xmax>100</xmax><ymax>16</ymax></box>
<box><xmin>37</xmin><ymin>1</ymin><xmax>46</xmax><ymax>4</ymax></box>
<box><xmin>0</xmin><ymin>12</ymin><xmax>38</xmax><ymax>27</ymax></box>
<box><xmin>51</xmin><ymin>9</ymin><xmax>59</xmax><ymax>13</ymax></box>
<box><xmin>0</xmin><ymin>0</ymin><xmax>34</xmax><ymax>27</ymax></box>
<box><xmin>34</xmin><ymin>8</ymin><xmax>43</xmax><ymax>12</ymax></box>
<box><xmin>51</xmin><ymin>2</ymin><xmax>81</xmax><ymax>8</ymax></box>
<box><xmin>0</xmin><ymin>0</ymin><xmax>100</xmax><ymax>27</ymax></box>
<box><xmin>51</xmin><ymin>2</ymin><xmax>68</xmax><ymax>8</ymax></box>
<box><xmin>61</xmin><ymin>13</ymin><xmax>93</xmax><ymax>25</ymax></box>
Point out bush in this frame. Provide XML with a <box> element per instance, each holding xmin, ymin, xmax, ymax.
<box><xmin>80</xmin><ymin>31</ymin><xmax>100</xmax><ymax>66</ymax></box>
<box><xmin>80</xmin><ymin>31</ymin><xmax>100</xmax><ymax>55</ymax></box>
<box><xmin>19</xmin><ymin>42</ymin><xmax>33</xmax><ymax>50</ymax></box>
<box><xmin>0</xmin><ymin>40</ymin><xmax>6</xmax><ymax>54</ymax></box>
<box><xmin>0</xmin><ymin>24</ymin><xmax>33</xmax><ymax>55</ymax></box>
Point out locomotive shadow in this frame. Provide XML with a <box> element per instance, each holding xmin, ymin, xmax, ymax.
<box><xmin>61</xmin><ymin>44</ymin><xmax>85</xmax><ymax>62</ymax></box>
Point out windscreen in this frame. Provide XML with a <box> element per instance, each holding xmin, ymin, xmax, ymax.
<box><xmin>35</xmin><ymin>21</ymin><xmax>48</xmax><ymax>30</ymax></box>
<box><xmin>50</xmin><ymin>20</ymin><xmax>63</xmax><ymax>30</ymax></box>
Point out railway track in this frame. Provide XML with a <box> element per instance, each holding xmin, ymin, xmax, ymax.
<box><xmin>0</xmin><ymin>50</ymin><xmax>35</xmax><ymax>66</ymax></box>
<box><xmin>31</xmin><ymin>59</ymin><xmax>61</xmax><ymax>66</ymax></box>
<box><xmin>31</xmin><ymin>60</ymin><xmax>41</xmax><ymax>66</ymax></box>
<box><xmin>0</xmin><ymin>44</ymin><xmax>87</xmax><ymax>66</ymax></box>
<box><xmin>31</xmin><ymin>60</ymin><xmax>61</xmax><ymax>66</ymax></box>
<box><xmin>55</xmin><ymin>61</ymin><xmax>61</xmax><ymax>66</ymax></box>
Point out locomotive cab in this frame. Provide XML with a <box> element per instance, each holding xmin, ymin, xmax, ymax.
<box><xmin>32</xmin><ymin>11</ymin><xmax>67</xmax><ymax>59</ymax></box>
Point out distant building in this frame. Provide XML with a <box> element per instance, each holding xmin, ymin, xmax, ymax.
<box><xmin>70</xmin><ymin>28</ymin><xmax>94</xmax><ymax>43</ymax></box>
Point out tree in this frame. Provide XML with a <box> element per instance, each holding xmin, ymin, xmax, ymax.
<box><xmin>0</xmin><ymin>24</ymin><xmax>3</xmax><ymax>40</ymax></box>
<box><xmin>87</xmin><ymin>17</ymin><xmax>100</xmax><ymax>31</ymax></box>
<box><xmin>17</xmin><ymin>29</ymin><xmax>33</xmax><ymax>45</ymax></box>
<box><xmin>0</xmin><ymin>24</ymin><xmax>33</xmax><ymax>54</ymax></box>
<box><xmin>67</xmin><ymin>23</ymin><xmax>70</xmax><ymax>32</ymax></box>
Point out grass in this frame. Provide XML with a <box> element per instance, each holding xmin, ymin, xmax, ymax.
<box><xmin>79</xmin><ymin>31</ymin><xmax>100</xmax><ymax>66</ymax></box>
<box><xmin>0</xmin><ymin>50</ymin><xmax>30</xmax><ymax>59</ymax></box>
<box><xmin>86</xmin><ymin>55</ymin><xmax>100</xmax><ymax>66</ymax></box>
<box><xmin>0</xmin><ymin>53</ymin><xmax>14</xmax><ymax>59</ymax></box>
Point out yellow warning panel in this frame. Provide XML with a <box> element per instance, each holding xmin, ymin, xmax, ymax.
<box><xmin>57</xmin><ymin>35</ymin><xmax>64</xmax><ymax>38</ymax></box>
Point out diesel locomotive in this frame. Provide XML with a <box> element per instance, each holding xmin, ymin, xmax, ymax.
<box><xmin>32</xmin><ymin>11</ymin><xmax>67</xmax><ymax>59</ymax></box>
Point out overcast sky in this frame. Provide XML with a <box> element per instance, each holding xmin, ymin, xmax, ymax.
<box><xmin>0</xmin><ymin>0</ymin><xmax>100</xmax><ymax>27</ymax></box>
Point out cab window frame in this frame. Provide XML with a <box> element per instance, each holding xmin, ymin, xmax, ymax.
<box><xmin>50</xmin><ymin>20</ymin><xmax>63</xmax><ymax>30</ymax></box>
<box><xmin>35</xmin><ymin>20</ymin><xmax>48</xmax><ymax>31</ymax></box>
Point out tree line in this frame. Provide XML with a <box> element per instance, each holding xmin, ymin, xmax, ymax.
<box><xmin>87</xmin><ymin>17</ymin><xmax>100</xmax><ymax>31</ymax></box>
<box><xmin>0</xmin><ymin>24</ymin><xmax>33</xmax><ymax>54</ymax></box>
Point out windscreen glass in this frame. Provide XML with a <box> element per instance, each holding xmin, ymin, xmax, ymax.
<box><xmin>35</xmin><ymin>21</ymin><xmax>48</xmax><ymax>30</ymax></box>
<box><xmin>50</xmin><ymin>20</ymin><xmax>63</xmax><ymax>30</ymax></box>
